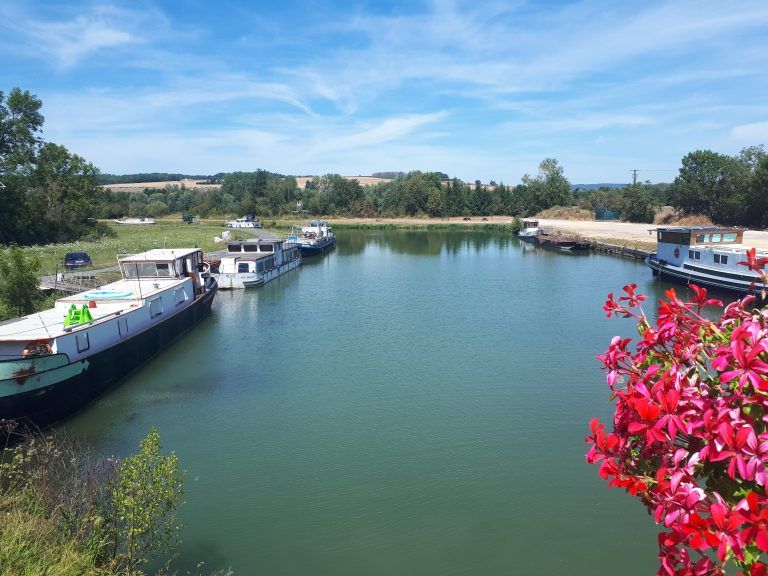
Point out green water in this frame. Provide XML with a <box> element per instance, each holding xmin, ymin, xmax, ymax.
<box><xmin>65</xmin><ymin>230</ymin><xmax>676</xmax><ymax>575</ymax></box>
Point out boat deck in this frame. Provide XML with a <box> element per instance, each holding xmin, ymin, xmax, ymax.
<box><xmin>0</xmin><ymin>278</ymin><xmax>183</xmax><ymax>341</ymax></box>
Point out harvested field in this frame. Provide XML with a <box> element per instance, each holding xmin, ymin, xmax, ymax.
<box><xmin>102</xmin><ymin>179</ymin><xmax>220</xmax><ymax>193</ymax></box>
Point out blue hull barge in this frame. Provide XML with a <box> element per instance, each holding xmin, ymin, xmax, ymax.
<box><xmin>647</xmin><ymin>226</ymin><xmax>766</xmax><ymax>294</ymax></box>
<box><xmin>288</xmin><ymin>220</ymin><xmax>336</xmax><ymax>256</ymax></box>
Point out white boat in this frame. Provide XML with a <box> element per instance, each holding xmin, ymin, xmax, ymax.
<box><xmin>114</xmin><ymin>217</ymin><xmax>156</xmax><ymax>225</ymax></box>
<box><xmin>287</xmin><ymin>220</ymin><xmax>336</xmax><ymax>256</ymax></box>
<box><xmin>0</xmin><ymin>248</ymin><xmax>217</xmax><ymax>427</ymax></box>
<box><xmin>226</xmin><ymin>217</ymin><xmax>262</xmax><ymax>228</ymax></box>
<box><xmin>216</xmin><ymin>238</ymin><xmax>301</xmax><ymax>289</ymax></box>
<box><xmin>647</xmin><ymin>226</ymin><xmax>766</xmax><ymax>293</ymax></box>
<box><xmin>517</xmin><ymin>219</ymin><xmax>539</xmax><ymax>241</ymax></box>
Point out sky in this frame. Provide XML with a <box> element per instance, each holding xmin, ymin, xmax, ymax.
<box><xmin>1</xmin><ymin>0</ymin><xmax>767</xmax><ymax>184</ymax></box>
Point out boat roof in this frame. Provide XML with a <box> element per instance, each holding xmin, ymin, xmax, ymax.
<box><xmin>0</xmin><ymin>276</ymin><xmax>184</xmax><ymax>340</ymax></box>
<box><xmin>656</xmin><ymin>226</ymin><xmax>746</xmax><ymax>233</ymax></box>
<box><xmin>119</xmin><ymin>248</ymin><xmax>200</xmax><ymax>262</ymax></box>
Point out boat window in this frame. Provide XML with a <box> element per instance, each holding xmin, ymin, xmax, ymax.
<box><xmin>243</xmin><ymin>245</ymin><xmax>259</xmax><ymax>252</ymax></box>
<box><xmin>174</xmin><ymin>288</ymin><xmax>187</xmax><ymax>305</ymax></box>
<box><xmin>237</xmin><ymin>263</ymin><xmax>250</xmax><ymax>273</ymax></box>
<box><xmin>688</xmin><ymin>250</ymin><xmax>694</xmax><ymax>258</ymax></box>
<box><xmin>714</xmin><ymin>254</ymin><xmax>720</xmax><ymax>264</ymax></box>
<box><xmin>695</xmin><ymin>251</ymin><xmax>701</xmax><ymax>260</ymax></box>
<box><xmin>703</xmin><ymin>234</ymin><xmax>710</xmax><ymax>242</ymax></box>
<box><xmin>721</xmin><ymin>255</ymin><xmax>728</xmax><ymax>264</ymax></box>
<box><xmin>227</xmin><ymin>245</ymin><xmax>243</xmax><ymax>253</ymax></box>
<box><xmin>711</xmin><ymin>233</ymin><xmax>722</xmax><ymax>243</ymax></box>
<box><xmin>257</xmin><ymin>261</ymin><xmax>264</xmax><ymax>273</ymax></box>
<box><xmin>76</xmin><ymin>332</ymin><xmax>90</xmax><ymax>352</ymax></box>
<box><xmin>149</xmin><ymin>297</ymin><xmax>163</xmax><ymax>318</ymax></box>
<box><xmin>723</xmin><ymin>233</ymin><xmax>737</xmax><ymax>242</ymax></box>
<box><xmin>118</xmin><ymin>316</ymin><xmax>128</xmax><ymax>337</ymax></box>
<box><xmin>696</xmin><ymin>234</ymin><xmax>705</xmax><ymax>242</ymax></box>
<box><xmin>122</xmin><ymin>261</ymin><xmax>174</xmax><ymax>278</ymax></box>
<box><xmin>259</xmin><ymin>244</ymin><xmax>274</xmax><ymax>252</ymax></box>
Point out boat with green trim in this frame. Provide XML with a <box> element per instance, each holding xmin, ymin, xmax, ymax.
<box><xmin>0</xmin><ymin>248</ymin><xmax>217</xmax><ymax>428</ymax></box>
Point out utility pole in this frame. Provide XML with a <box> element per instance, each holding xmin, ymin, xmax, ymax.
<box><xmin>631</xmin><ymin>169</ymin><xmax>638</xmax><ymax>185</ymax></box>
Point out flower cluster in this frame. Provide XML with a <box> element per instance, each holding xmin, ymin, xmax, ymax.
<box><xmin>587</xmin><ymin>253</ymin><xmax>768</xmax><ymax>576</ymax></box>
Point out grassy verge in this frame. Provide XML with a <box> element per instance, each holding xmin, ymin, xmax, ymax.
<box><xmin>12</xmin><ymin>222</ymin><xmax>283</xmax><ymax>274</ymax></box>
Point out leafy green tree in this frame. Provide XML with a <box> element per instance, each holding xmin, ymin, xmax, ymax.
<box><xmin>471</xmin><ymin>180</ymin><xmax>493</xmax><ymax>215</ymax></box>
<box><xmin>0</xmin><ymin>247</ymin><xmax>43</xmax><ymax>319</ymax></box>
<box><xmin>620</xmin><ymin>182</ymin><xmax>658</xmax><ymax>223</ymax></box>
<box><xmin>27</xmin><ymin>143</ymin><xmax>101</xmax><ymax>241</ymax></box>
<box><xmin>746</xmin><ymin>154</ymin><xmax>768</xmax><ymax>228</ymax></box>
<box><xmin>108</xmin><ymin>428</ymin><xmax>184</xmax><ymax>575</ymax></box>
<box><xmin>668</xmin><ymin>149</ymin><xmax>750</xmax><ymax>224</ymax></box>
<box><xmin>0</xmin><ymin>89</ymin><xmax>44</xmax><ymax>243</ymax></box>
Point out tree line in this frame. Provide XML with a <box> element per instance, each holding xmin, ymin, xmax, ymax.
<box><xmin>100</xmin><ymin>158</ymin><xmax>576</xmax><ymax>220</ymax></box>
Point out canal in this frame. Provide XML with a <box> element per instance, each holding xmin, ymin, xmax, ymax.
<box><xmin>65</xmin><ymin>229</ymin><xmax>677</xmax><ymax>575</ymax></box>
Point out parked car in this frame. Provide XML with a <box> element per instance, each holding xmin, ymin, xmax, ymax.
<box><xmin>64</xmin><ymin>252</ymin><xmax>92</xmax><ymax>270</ymax></box>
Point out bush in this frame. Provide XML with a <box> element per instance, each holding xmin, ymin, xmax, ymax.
<box><xmin>0</xmin><ymin>424</ymin><xmax>186</xmax><ymax>576</ymax></box>
<box><xmin>0</xmin><ymin>246</ymin><xmax>44</xmax><ymax>318</ymax></box>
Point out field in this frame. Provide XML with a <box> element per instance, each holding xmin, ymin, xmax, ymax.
<box><xmin>13</xmin><ymin>221</ymin><xmax>274</xmax><ymax>274</ymax></box>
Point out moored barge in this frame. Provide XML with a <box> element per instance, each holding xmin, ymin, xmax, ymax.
<box><xmin>647</xmin><ymin>226</ymin><xmax>766</xmax><ymax>293</ymax></box>
<box><xmin>0</xmin><ymin>248</ymin><xmax>217</xmax><ymax>427</ymax></box>
<box><xmin>216</xmin><ymin>238</ymin><xmax>301</xmax><ymax>289</ymax></box>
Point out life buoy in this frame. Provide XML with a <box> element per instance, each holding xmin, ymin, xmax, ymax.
<box><xmin>674</xmin><ymin>247</ymin><xmax>680</xmax><ymax>258</ymax></box>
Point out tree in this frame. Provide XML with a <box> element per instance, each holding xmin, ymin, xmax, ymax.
<box><xmin>0</xmin><ymin>247</ymin><xmax>43</xmax><ymax>319</ymax></box>
<box><xmin>27</xmin><ymin>143</ymin><xmax>101</xmax><ymax>241</ymax></box>
<box><xmin>746</xmin><ymin>155</ymin><xmax>768</xmax><ymax>228</ymax></box>
<box><xmin>0</xmin><ymin>89</ymin><xmax>44</xmax><ymax>243</ymax></box>
<box><xmin>519</xmin><ymin>158</ymin><xmax>572</xmax><ymax>215</ymax></box>
<box><xmin>668</xmin><ymin>149</ymin><xmax>751</xmax><ymax>224</ymax></box>
<box><xmin>108</xmin><ymin>428</ymin><xmax>184</xmax><ymax>574</ymax></box>
<box><xmin>620</xmin><ymin>182</ymin><xmax>658</xmax><ymax>223</ymax></box>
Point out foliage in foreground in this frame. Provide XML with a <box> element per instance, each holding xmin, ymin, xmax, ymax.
<box><xmin>0</xmin><ymin>425</ymin><xmax>186</xmax><ymax>575</ymax></box>
<box><xmin>0</xmin><ymin>245</ymin><xmax>44</xmax><ymax>319</ymax></box>
<box><xmin>587</xmin><ymin>254</ymin><xmax>768</xmax><ymax>575</ymax></box>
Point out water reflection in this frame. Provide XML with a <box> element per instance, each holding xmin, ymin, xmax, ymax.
<box><xmin>336</xmin><ymin>229</ymin><xmax>518</xmax><ymax>257</ymax></box>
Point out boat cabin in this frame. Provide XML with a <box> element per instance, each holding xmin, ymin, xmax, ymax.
<box><xmin>219</xmin><ymin>240</ymin><xmax>299</xmax><ymax>275</ymax></box>
<box><xmin>655</xmin><ymin>226</ymin><xmax>746</xmax><ymax>267</ymax></box>
<box><xmin>522</xmin><ymin>219</ymin><xmax>539</xmax><ymax>230</ymax></box>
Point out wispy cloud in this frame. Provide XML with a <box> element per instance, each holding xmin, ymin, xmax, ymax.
<box><xmin>1</xmin><ymin>0</ymin><xmax>767</xmax><ymax>181</ymax></box>
<box><xmin>731</xmin><ymin>122</ymin><xmax>768</xmax><ymax>143</ymax></box>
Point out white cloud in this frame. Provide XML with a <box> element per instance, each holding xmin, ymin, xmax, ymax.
<box><xmin>731</xmin><ymin>122</ymin><xmax>768</xmax><ymax>142</ymax></box>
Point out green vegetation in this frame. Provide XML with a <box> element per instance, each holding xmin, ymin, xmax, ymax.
<box><xmin>13</xmin><ymin>222</ymin><xmax>233</xmax><ymax>273</ymax></box>
<box><xmin>578</xmin><ymin>182</ymin><xmax>662</xmax><ymax>224</ymax></box>
<box><xmin>0</xmin><ymin>88</ymin><xmax>112</xmax><ymax>245</ymax></box>
<box><xmin>667</xmin><ymin>145</ymin><xmax>768</xmax><ymax>226</ymax></box>
<box><xmin>0</xmin><ymin>246</ymin><xmax>44</xmax><ymax>318</ymax></box>
<box><xmin>0</xmin><ymin>426</ymin><xmax>189</xmax><ymax>576</ymax></box>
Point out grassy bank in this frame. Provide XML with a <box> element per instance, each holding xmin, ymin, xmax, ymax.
<box><xmin>11</xmin><ymin>222</ymin><xmax>272</xmax><ymax>274</ymax></box>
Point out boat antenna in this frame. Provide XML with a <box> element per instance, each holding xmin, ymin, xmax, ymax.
<box><xmin>135</xmin><ymin>261</ymin><xmax>143</xmax><ymax>300</ymax></box>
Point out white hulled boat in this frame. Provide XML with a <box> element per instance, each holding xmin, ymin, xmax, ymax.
<box><xmin>647</xmin><ymin>226</ymin><xmax>766</xmax><ymax>293</ymax></box>
<box><xmin>517</xmin><ymin>219</ymin><xmax>539</xmax><ymax>241</ymax></box>
<box><xmin>0</xmin><ymin>248</ymin><xmax>217</xmax><ymax>427</ymax></box>
<box><xmin>216</xmin><ymin>238</ymin><xmax>301</xmax><ymax>289</ymax></box>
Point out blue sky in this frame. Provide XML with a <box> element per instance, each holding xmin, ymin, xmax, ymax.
<box><xmin>1</xmin><ymin>0</ymin><xmax>767</xmax><ymax>183</ymax></box>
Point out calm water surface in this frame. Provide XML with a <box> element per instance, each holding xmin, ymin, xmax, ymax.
<box><xmin>65</xmin><ymin>230</ymin><xmax>683</xmax><ymax>575</ymax></box>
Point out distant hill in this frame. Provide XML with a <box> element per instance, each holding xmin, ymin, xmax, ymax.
<box><xmin>99</xmin><ymin>173</ymin><xmax>222</xmax><ymax>185</ymax></box>
<box><xmin>571</xmin><ymin>183</ymin><xmax>629</xmax><ymax>190</ymax></box>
